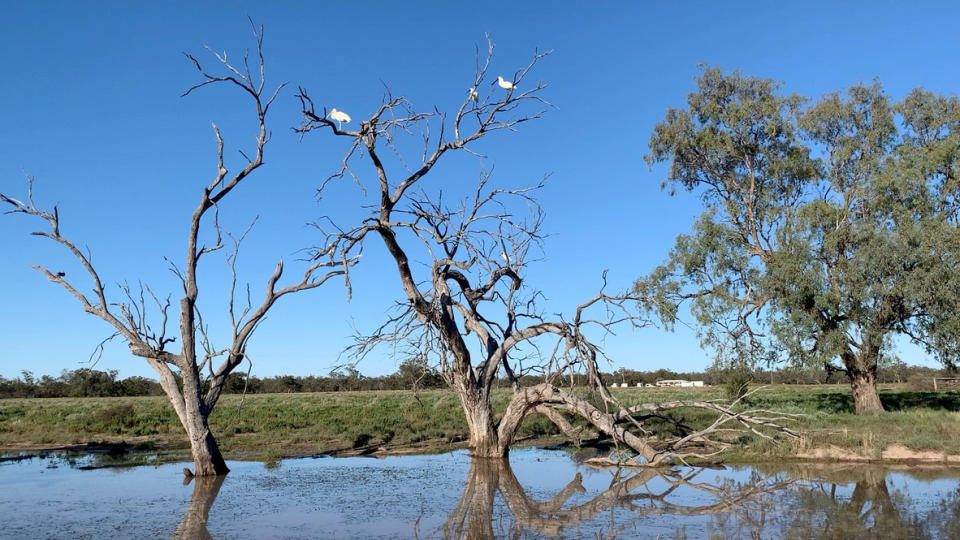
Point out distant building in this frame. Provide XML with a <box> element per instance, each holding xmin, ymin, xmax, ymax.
<box><xmin>656</xmin><ymin>379</ymin><xmax>705</xmax><ymax>388</ymax></box>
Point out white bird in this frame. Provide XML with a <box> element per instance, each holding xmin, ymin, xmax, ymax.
<box><xmin>468</xmin><ymin>86</ymin><xmax>479</xmax><ymax>102</ymax></box>
<box><xmin>500</xmin><ymin>251</ymin><xmax>509</xmax><ymax>263</ymax></box>
<box><xmin>329</xmin><ymin>108</ymin><xmax>351</xmax><ymax>128</ymax></box>
<box><xmin>496</xmin><ymin>76</ymin><xmax>515</xmax><ymax>91</ymax></box>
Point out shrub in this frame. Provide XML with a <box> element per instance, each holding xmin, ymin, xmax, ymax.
<box><xmin>95</xmin><ymin>404</ymin><xmax>137</xmax><ymax>431</ymax></box>
<box><xmin>723</xmin><ymin>372</ymin><xmax>752</xmax><ymax>402</ymax></box>
<box><xmin>352</xmin><ymin>433</ymin><xmax>372</xmax><ymax>448</ymax></box>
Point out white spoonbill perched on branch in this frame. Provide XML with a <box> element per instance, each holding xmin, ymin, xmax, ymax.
<box><xmin>496</xmin><ymin>76</ymin><xmax>514</xmax><ymax>90</ymax></box>
<box><xmin>468</xmin><ymin>86</ymin><xmax>479</xmax><ymax>102</ymax></box>
<box><xmin>329</xmin><ymin>108</ymin><xmax>351</xmax><ymax>128</ymax></box>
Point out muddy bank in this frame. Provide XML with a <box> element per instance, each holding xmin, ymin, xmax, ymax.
<box><xmin>8</xmin><ymin>436</ymin><xmax>960</xmax><ymax>469</ymax></box>
<box><xmin>793</xmin><ymin>443</ymin><xmax>960</xmax><ymax>464</ymax></box>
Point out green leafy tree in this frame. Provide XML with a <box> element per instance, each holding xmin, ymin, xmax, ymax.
<box><xmin>119</xmin><ymin>375</ymin><xmax>163</xmax><ymax>396</ymax></box>
<box><xmin>328</xmin><ymin>367</ymin><xmax>364</xmax><ymax>392</ymax></box>
<box><xmin>63</xmin><ymin>368</ymin><xmax>122</xmax><ymax>397</ymax></box>
<box><xmin>637</xmin><ymin>68</ymin><xmax>960</xmax><ymax>413</ymax></box>
<box><xmin>395</xmin><ymin>356</ymin><xmax>443</xmax><ymax>390</ymax></box>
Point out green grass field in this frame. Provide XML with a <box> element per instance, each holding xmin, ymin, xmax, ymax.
<box><xmin>2</xmin><ymin>385</ymin><xmax>960</xmax><ymax>463</ymax></box>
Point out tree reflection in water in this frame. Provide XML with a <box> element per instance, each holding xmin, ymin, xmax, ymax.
<box><xmin>770</xmin><ymin>466</ymin><xmax>960</xmax><ymax>539</ymax></box>
<box><xmin>172</xmin><ymin>474</ymin><xmax>225</xmax><ymax>539</ymax></box>
<box><xmin>154</xmin><ymin>455</ymin><xmax>960</xmax><ymax>538</ymax></box>
<box><xmin>436</xmin><ymin>458</ymin><xmax>794</xmax><ymax>538</ymax></box>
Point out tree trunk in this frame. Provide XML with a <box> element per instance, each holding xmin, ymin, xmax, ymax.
<box><xmin>151</xmin><ymin>360</ymin><xmax>230</xmax><ymax>476</ymax></box>
<box><xmin>840</xmin><ymin>345</ymin><xmax>885</xmax><ymax>415</ymax></box>
<box><xmin>460</xmin><ymin>388</ymin><xmax>505</xmax><ymax>458</ymax></box>
<box><xmin>849</xmin><ymin>366</ymin><xmax>884</xmax><ymax>414</ymax></box>
<box><xmin>182</xmin><ymin>390</ymin><xmax>228</xmax><ymax>476</ymax></box>
<box><xmin>186</xmin><ymin>421</ymin><xmax>229</xmax><ymax>476</ymax></box>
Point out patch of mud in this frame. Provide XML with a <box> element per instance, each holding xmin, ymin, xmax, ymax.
<box><xmin>795</xmin><ymin>443</ymin><xmax>960</xmax><ymax>464</ymax></box>
<box><xmin>795</xmin><ymin>445</ymin><xmax>870</xmax><ymax>462</ymax></box>
<box><xmin>881</xmin><ymin>443</ymin><xmax>960</xmax><ymax>463</ymax></box>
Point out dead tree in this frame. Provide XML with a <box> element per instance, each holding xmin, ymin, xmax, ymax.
<box><xmin>1</xmin><ymin>24</ymin><xmax>348</xmax><ymax>476</ymax></box>
<box><xmin>296</xmin><ymin>37</ymin><xmax>795</xmax><ymax>462</ymax></box>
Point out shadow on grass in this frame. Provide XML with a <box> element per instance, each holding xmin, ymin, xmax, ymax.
<box><xmin>882</xmin><ymin>391</ymin><xmax>960</xmax><ymax>412</ymax></box>
<box><xmin>811</xmin><ymin>390</ymin><xmax>960</xmax><ymax>414</ymax></box>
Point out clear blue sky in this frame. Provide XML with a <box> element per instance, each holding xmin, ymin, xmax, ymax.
<box><xmin>1</xmin><ymin>1</ymin><xmax>956</xmax><ymax>380</ymax></box>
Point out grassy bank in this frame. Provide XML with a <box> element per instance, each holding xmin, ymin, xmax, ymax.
<box><xmin>2</xmin><ymin>385</ymin><xmax>960</xmax><ymax>463</ymax></box>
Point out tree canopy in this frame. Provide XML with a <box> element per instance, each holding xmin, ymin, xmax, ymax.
<box><xmin>636</xmin><ymin>67</ymin><xmax>960</xmax><ymax>413</ymax></box>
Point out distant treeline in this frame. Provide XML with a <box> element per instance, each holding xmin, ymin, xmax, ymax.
<box><xmin>0</xmin><ymin>362</ymin><xmax>949</xmax><ymax>399</ymax></box>
<box><xmin>553</xmin><ymin>363</ymin><xmax>946</xmax><ymax>388</ymax></box>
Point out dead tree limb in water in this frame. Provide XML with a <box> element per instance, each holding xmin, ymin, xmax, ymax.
<box><xmin>1</xmin><ymin>22</ymin><xmax>352</xmax><ymax>476</ymax></box>
<box><xmin>297</xmin><ymin>35</ymin><xmax>796</xmax><ymax>462</ymax></box>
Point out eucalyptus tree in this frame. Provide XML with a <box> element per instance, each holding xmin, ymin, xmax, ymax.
<box><xmin>0</xmin><ymin>26</ymin><xmax>349</xmax><ymax>475</ymax></box>
<box><xmin>637</xmin><ymin>68</ymin><xmax>960</xmax><ymax>413</ymax></box>
<box><xmin>297</xmin><ymin>42</ymin><xmax>795</xmax><ymax>461</ymax></box>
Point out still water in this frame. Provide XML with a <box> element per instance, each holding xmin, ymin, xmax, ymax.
<box><xmin>2</xmin><ymin>448</ymin><xmax>959</xmax><ymax>539</ymax></box>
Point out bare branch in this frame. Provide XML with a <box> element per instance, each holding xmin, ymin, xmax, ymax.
<box><xmin>295</xmin><ymin>34</ymin><xmax>797</xmax><ymax>463</ymax></box>
<box><xmin>1</xmin><ymin>24</ymin><xmax>348</xmax><ymax>476</ymax></box>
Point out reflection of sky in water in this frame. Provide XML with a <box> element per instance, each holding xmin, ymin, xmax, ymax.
<box><xmin>1</xmin><ymin>448</ymin><xmax>959</xmax><ymax>539</ymax></box>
